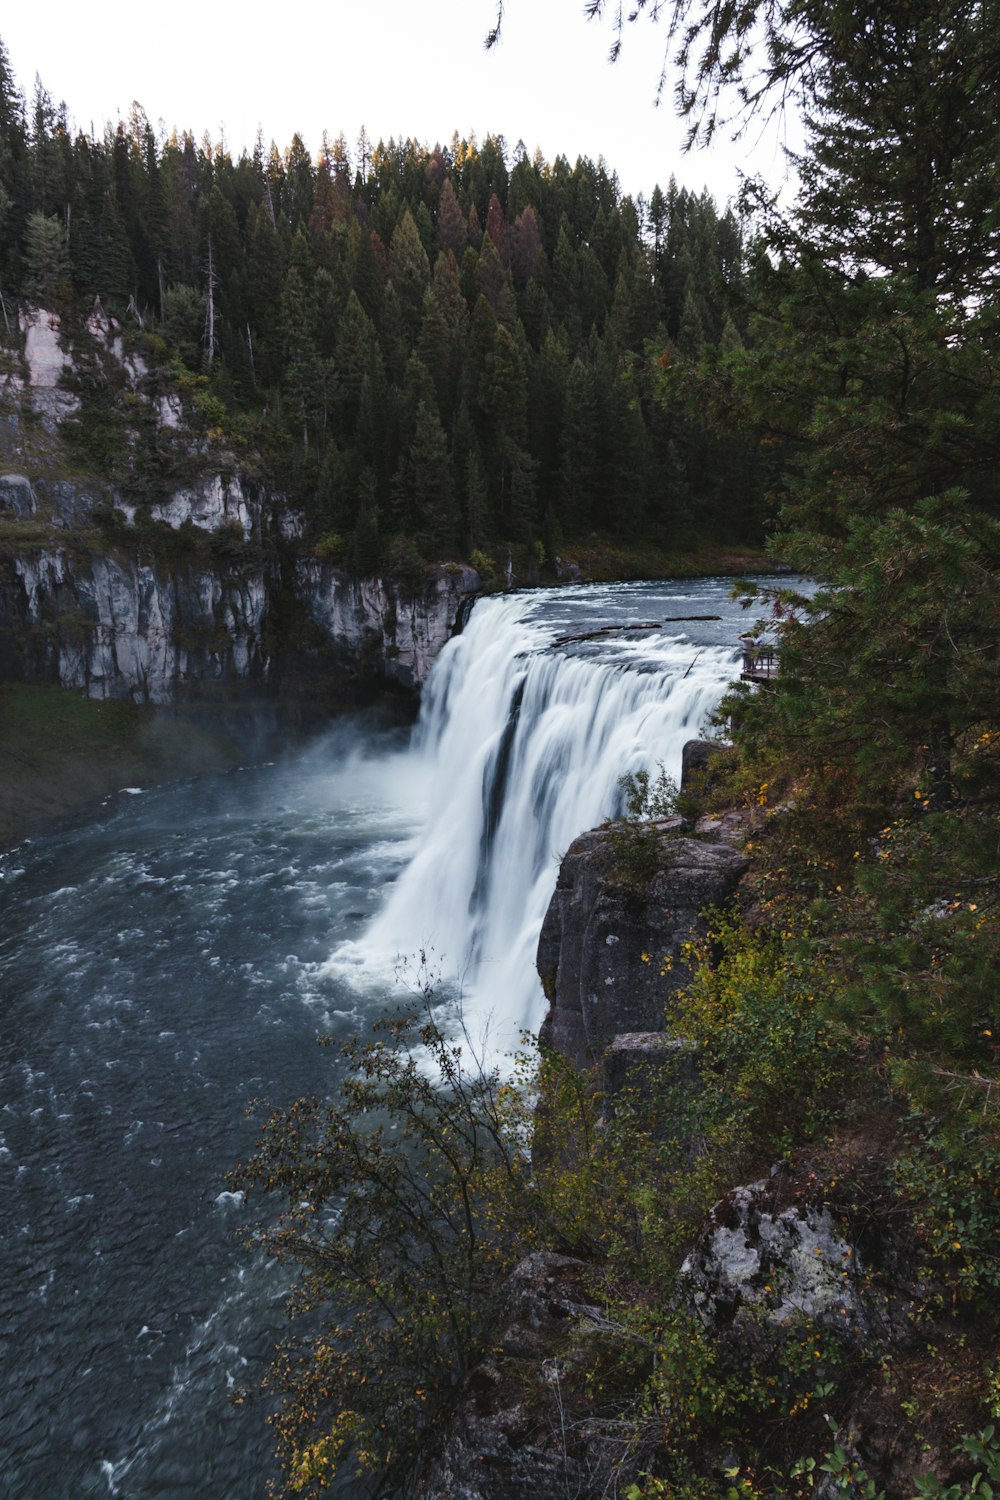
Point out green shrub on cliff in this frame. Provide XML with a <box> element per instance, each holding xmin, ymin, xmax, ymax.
<box><xmin>231</xmin><ymin>981</ymin><xmax>617</xmax><ymax>1496</ymax></box>
<box><xmin>607</xmin><ymin>763</ymin><xmax>681</xmax><ymax>893</ymax></box>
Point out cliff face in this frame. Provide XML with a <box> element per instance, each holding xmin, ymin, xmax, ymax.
<box><xmin>295</xmin><ymin>560</ymin><xmax>480</xmax><ymax>693</ymax></box>
<box><xmin>6</xmin><ymin>548</ymin><xmax>270</xmax><ymax>704</ymax></box>
<box><xmin>536</xmin><ymin>818</ymin><xmax>748</xmax><ymax>1067</ymax></box>
<box><xmin>2</xmin><ymin>539</ymin><xmax>477</xmax><ymax>705</ymax></box>
<box><xmin>412</xmin><ymin>783</ymin><xmax>929</xmax><ymax>1500</ymax></box>
<box><xmin>0</xmin><ymin>305</ymin><xmax>479</xmax><ymax>705</ymax></box>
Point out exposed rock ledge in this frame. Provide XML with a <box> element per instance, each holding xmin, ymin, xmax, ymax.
<box><xmin>2</xmin><ymin>539</ymin><xmax>478</xmax><ymax>704</ymax></box>
<box><xmin>295</xmin><ymin>560</ymin><xmax>480</xmax><ymax>692</ymax></box>
<box><xmin>537</xmin><ymin>818</ymin><xmax>748</xmax><ymax>1067</ymax></box>
<box><xmin>413</xmin><ymin>753</ymin><xmax>940</xmax><ymax>1500</ymax></box>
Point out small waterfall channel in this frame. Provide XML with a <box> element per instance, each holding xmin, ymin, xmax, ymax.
<box><xmin>0</xmin><ymin>576</ymin><xmax>775</xmax><ymax>1499</ymax></box>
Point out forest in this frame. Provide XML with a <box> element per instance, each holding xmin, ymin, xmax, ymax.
<box><xmin>0</xmin><ymin>39</ymin><xmax>766</xmax><ymax>575</ymax></box>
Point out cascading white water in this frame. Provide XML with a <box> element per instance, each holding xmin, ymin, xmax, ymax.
<box><xmin>324</xmin><ymin>581</ymin><xmax>744</xmax><ymax>1052</ymax></box>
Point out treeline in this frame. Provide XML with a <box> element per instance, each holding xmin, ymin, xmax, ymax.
<box><xmin>0</xmin><ymin>40</ymin><xmax>766</xmax><ymax>566</ymax></box>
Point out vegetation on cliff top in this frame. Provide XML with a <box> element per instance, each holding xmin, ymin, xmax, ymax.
<box><xmin>0</xmin><ymin>33</ymin><xmax>768</xmax><ymax>578</ymax></box>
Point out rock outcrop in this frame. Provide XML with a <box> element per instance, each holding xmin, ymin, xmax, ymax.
<box><xmin>16</xmin><ymin>306</ymin><xmax>80</xmax><ymax>427</ymax></box>
<box><xmin>148</xmin><ymin>474</ymin><xmax>259</xmax><ymax>538</ymax></box>
<box><xmin>0</xmin><ymin>305</ymin><xmax>479</xmax><ymax>705</ymax></box>
<box><xmin>681</xmin><ymin>1169</ymin><xmax>917</xmax><ymax>1350</ymax></box>
<box><xmin>6</xmin><ymin>549</ymin><xmax>270</xmax><ymax>703</ymax></box>
<box><xmin>0</xmin><ymin>474</ymin><xmax>36</xmax><ymax>517</ymax></box>
<box><xmin>295</xmin><ymin>560</ymin><xmax>480</xmax><ymax>691</ymax></box>
<box><xmin>536</xmin><ymin>820</ymin><xmax>748</xmax><ymax>1066</ymax></box>
<box><xmin>1</xmin><ymin>541</ymin><xmax>477</xmax><ymax>703</ymax></box>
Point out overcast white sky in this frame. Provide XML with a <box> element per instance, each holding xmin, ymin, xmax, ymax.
<box><xmin>2</xmin><ymin>0</ymin><xmax>796</xmax><ymax>207</ymax></box>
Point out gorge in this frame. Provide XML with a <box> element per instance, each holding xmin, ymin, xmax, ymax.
<box><xmin>0</xmin><ymin>575</ymin><xmax>760</xmax><ymax>1499</ymax></box>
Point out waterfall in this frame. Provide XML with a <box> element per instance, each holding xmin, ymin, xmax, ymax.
<box><xmin>323</xmin><ymin>583</ymin><xmax>742</xmax><ymax>1052</ymax></box>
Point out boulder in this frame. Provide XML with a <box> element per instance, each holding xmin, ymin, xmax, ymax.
<box><xmin>680</xmin><ymin>737</ymin><xmax>725</xmax><ymax>793</ymax></box>
<box><xmin>681</xmin><ymin>1170</ymin><xmax>918</xmax><ymax>1350</ymax></box>
<box><xmin>0</xmin><ymin>474</ymin><xmax>36</xmax><ymax>518</ymax></box>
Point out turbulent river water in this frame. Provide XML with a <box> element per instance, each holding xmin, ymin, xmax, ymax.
<box><xmin>0</xmin><ymin>577</ymin><xmax>782</xmax><ymax>1499</ymax></box>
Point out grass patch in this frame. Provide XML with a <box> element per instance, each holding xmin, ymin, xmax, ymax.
<box><xmin>0</xmin><ymin>514</ymin><xmax>68</xmax><ymax>551</ymax></box>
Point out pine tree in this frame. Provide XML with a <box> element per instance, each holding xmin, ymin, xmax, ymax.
<box><xmin>558</xmin><ymin>358</ymin><xmax>599</xmax><ymax>534</ymax></box>
<box><xmin>666</xmin><ymin>0</ymin><xmax>1000</xmax><ymax>1077</ymax></box>
<box><xmin>352</xmin><ymin>227</ymin><xmax>385</xmax><ymax>324</ymax></box>
<box><xmin>388</xmin><ymin>207</ymin><xmax>429</xmax><ymax>344</ymax></box>
<box><xmin>509</xmin><ymin>204</ymin><xmax>543</xmax><ymax>290</ymax></box>
<box><xmin>246</xmin><ymin>201</ymin><xmax>287</xmax><ymax>386</ymax></box>
<box><xmin>281</xmin><ymin>262</ymin><xmax>324</xmax><ymax>452</ymax></box>
<box><xmin>22</xmin><ymin>210</ymin><xmax>69</xmax><ymax>299</ymax></box>
<box><xmin>395</xmin><ymin>396</ymin><xmax>457</xmax><ymax>554</ymax></box>
<box><xmin>788</xmin><ymin>2</ymin><xmax>1000</xmax><ymax>302</ymax></box>
<box><xmin>437</xmin><ymin>177</ymin><xmax>466</xmax><ymax>259</ymax></box>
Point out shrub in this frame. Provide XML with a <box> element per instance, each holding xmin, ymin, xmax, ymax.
<box><xmin>231</xmin><ymin>983</ymin><xmax>604</xmax><ymax>1496</ymax></box>
<box><xmin>607</xmin><ymin>763</ymin><xmax>680</xmax><ymax>892</ymax></box>
<box><xmin>469</xmin><ymin>547</ymin><xmax>496</xmax><ymax>584</ymax></box>
<box><xmin>313</xmin><ymin>530</ymin><xmax>345</xmax><ymax>563</ymax></box>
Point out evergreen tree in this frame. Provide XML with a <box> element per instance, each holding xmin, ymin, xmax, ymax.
<box><xmin>0</xmin><ymin>35</ymin><xmax>767</xmax><ymax>560</ymax></box>
<box><xmin>658</xmin><ymin>0</ymin><xmax>1000</xmax><ymax>1098</ymax></box>
<box><xmin>389</xmin><ymin>207</ymin><xmax>431</xmax><ymax>346</ymax></box>
<box><xmin>394</xmin><ymin>395</ymin><xmax>457</xmax><ymax>554</ymax></box>
<box><xmin>246</xmin><ymin>200</ymin><xmax>287</xmax><ymax>385</ymax></box>
<box><xmin>558</xmin><ymin>357</ymin><xmax>599</xmax><ymax>534</ymax></box>
<box><xmin>281</xmin><ymin>262</ymin><xmax>324</xmax><ymax>451</ymax></box>
<box><xmin>333</xmin><ymin>290</ymin><xmax>378</xmax><ymax>438</ymax></box>
<box><xmin>351</xmin><ymin>226</ymin><xmax>385</xmax><ymax>324</ymax></box>
<box><xmin>437</xmin><ymin>177</ymin><xmax>466</xmax><ymax>259</ymax></box>
<box><xmin>22</xmin><ymin>210</ymin><xmax>68</xmax><ymax>299</ymax></box>
<box><xmin>509</xmin><ymin>204</ymin><xmax>543</xmax><ymax>289</ymax></box>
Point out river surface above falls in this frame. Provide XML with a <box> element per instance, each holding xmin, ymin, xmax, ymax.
<box><xmin>0</xmin><ymin>576</ymin><xmax>786</xmax><ymax>1499</ymax></box>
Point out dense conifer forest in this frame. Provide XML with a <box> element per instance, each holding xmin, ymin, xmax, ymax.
<box><xmin>0</xmin><ymin>37</ymin><xmax>765</xmax><ymax>572</ymax></box>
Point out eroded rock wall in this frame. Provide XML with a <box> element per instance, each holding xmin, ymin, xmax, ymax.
<box><xmin>295</xmin><ymin>560</ymin><xmax>480</xmax><ymax>691</ymax></box>
<box><xmin>2</xmin><ymin>543</ymin><xmax>477</xmax><ymax>703</ymax></box>
<box><xmin>7</xmin><ymin>549</ymin><xmax>270</xmax><ymax>703</ymax></box>
<box><xmin>0</xmin><ymin>306</ymin><xmax>479</xmax><ymax>704</ymax></box>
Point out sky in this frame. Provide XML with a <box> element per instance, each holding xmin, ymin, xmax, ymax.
<box><xmin>2</xmin><ymin>0</ymin><xmax>797</xmax><ymax>208</ymax></box>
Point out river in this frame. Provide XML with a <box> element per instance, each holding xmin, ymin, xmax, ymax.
<box><xmin>0</xmin><ymin>576</ymin><xmax>780</xmax><ymax>1498</ymax></box>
